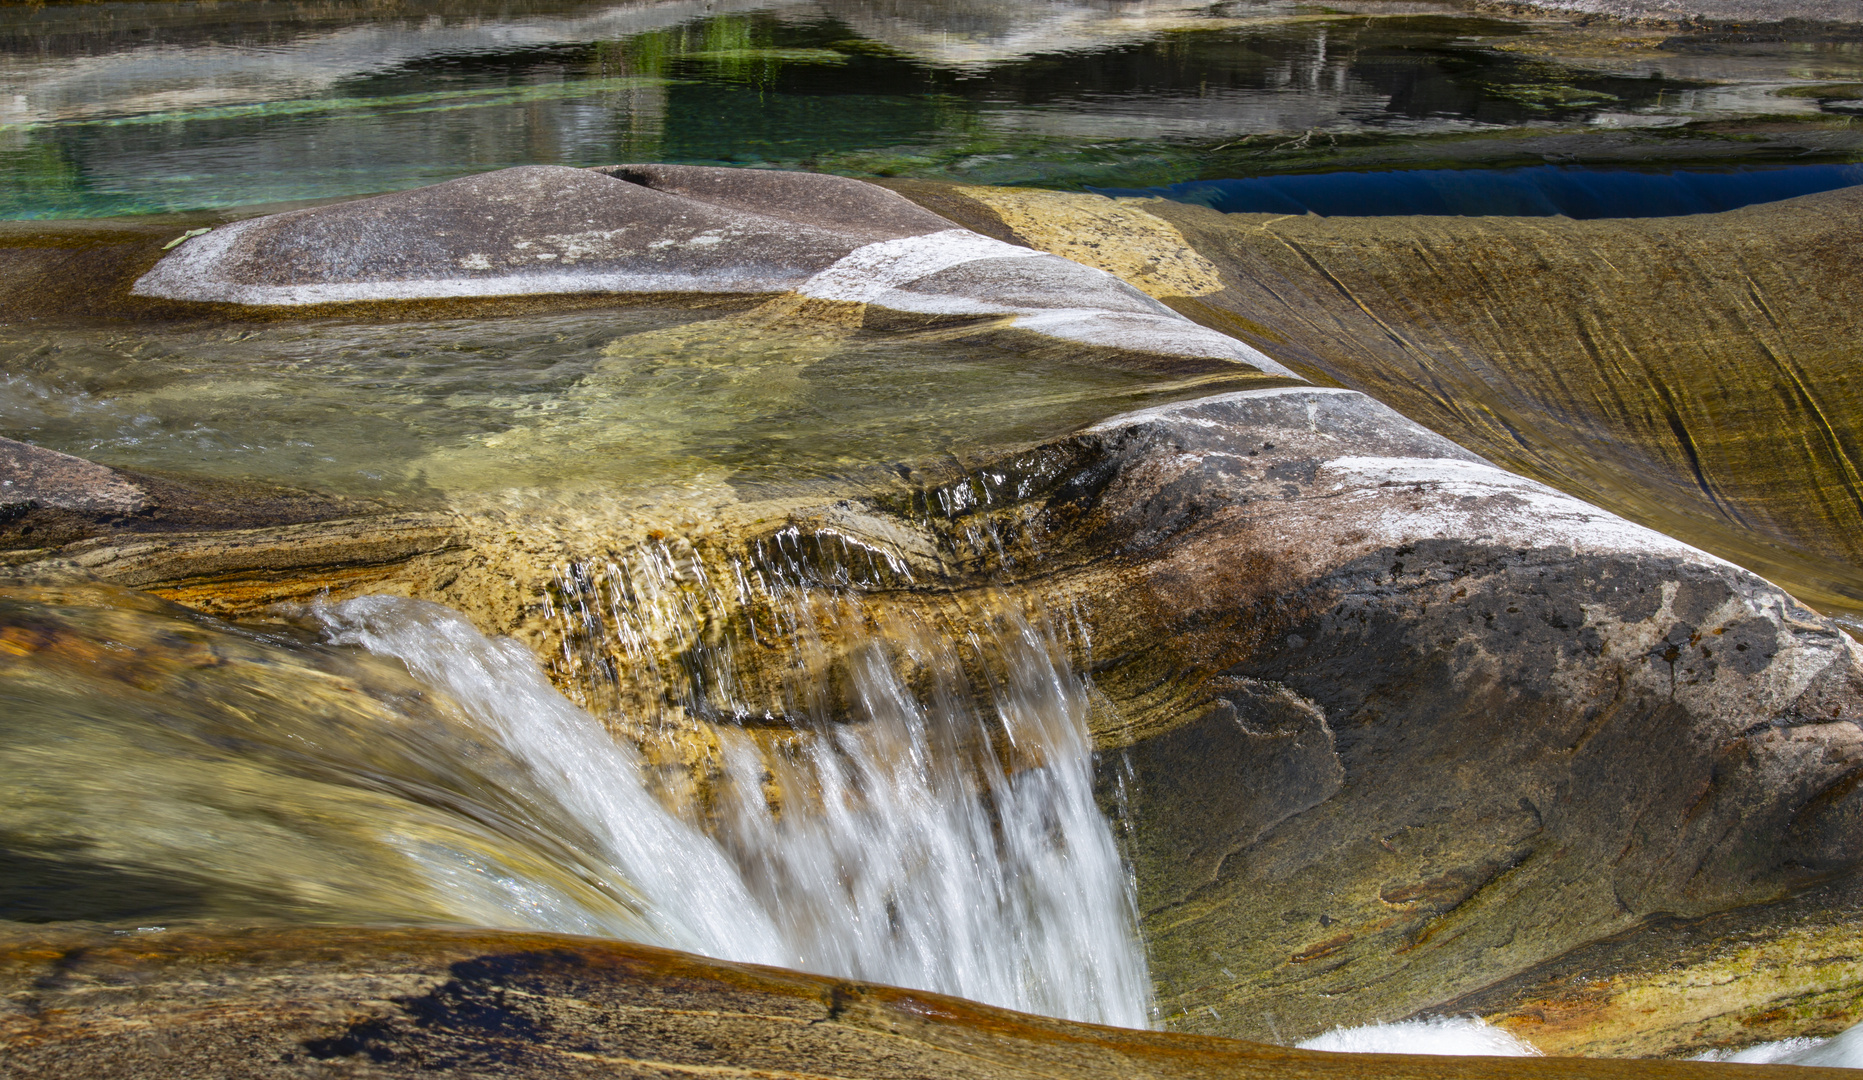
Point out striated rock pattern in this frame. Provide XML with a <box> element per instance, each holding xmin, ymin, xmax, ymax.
<box><xmin>890</xmin><ymin>183</ymin><xmax>1863</xmax><ymax>626</ymax></box>
<box><xmin>5</xmin><ymin>165</ymin><xmax>1863</xmax><ymax>1061</ymax></box>
<box><xmin>0</xmin><ymin>923</ymin><xmax>1840</xmax><ymax>1080</ymax></box>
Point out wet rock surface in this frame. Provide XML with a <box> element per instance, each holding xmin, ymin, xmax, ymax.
<box><xmin>10</xmin><ymin>381</ymin><xmax>1863</xmax><ymax>1057</ymax></box>
<box><xmin>891</xmin><ymin>182</ymin><xmax>1863</xmax><ymax>626</ymax></box>
<box><xmin>0</xmin><ymin>435</ymin><xmax>453</xmax><ymax>609</ymax></box>
<box><xmin>111</xmin><ymin>164</ymin><xmax>1294</xmax><ymax>376</ymax></box>
<box><xmin>0</xmin><ymin>924</ymin><xmax>1819</xmax><ymax>1080</ymax></box>
<box><xmin>832</xmin><ymin>388</ymin><xmax>1863</xmax><ymax>1052</ymax></box>
<box><xmin>6</xmin><ymin>164</ymin><xmax>1863</xmax><ymax>1062</ymax></box>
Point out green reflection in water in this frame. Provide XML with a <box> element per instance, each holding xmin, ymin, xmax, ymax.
<box><xmin>11</xmin><ymin>0</ymin><xmax>1846</xmax><ymax>220</ymax></box>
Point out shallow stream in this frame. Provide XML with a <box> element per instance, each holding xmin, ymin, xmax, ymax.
<box><xmin>5</xmin><ymin>0</ymin><xmax>1863</xmax><ymax>1058</ymax></box>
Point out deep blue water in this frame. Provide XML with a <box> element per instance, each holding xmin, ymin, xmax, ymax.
<box><xmin>1090</xmin><ymin>164</ymin><xmax>1863</xmax><ymax>219</ymax></box>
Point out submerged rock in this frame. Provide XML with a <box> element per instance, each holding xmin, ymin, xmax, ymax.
<box><xmin>11</xmin><ymin>380</ymin><xmax>1863</xmax><ymax>1057</ymax></box>
<box><xmin>0</xmin><ymin>435</ymin><xmax>458</xmax><ymax>611</ymax></box>
<box><xmin>8</xmin><ymin>164</ymin><xmax>1863</xmax><ymax>1059</ymax></box>
<box><xmin>0</xmin><ymin>924</ymin><xmax>1812</xmax><ymax>1080</ymax></box>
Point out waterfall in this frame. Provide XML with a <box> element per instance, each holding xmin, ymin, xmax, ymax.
<box><xmin>312</xmin><ymin>563</ymin><xmax>1154</xmax><ymax>1029</ymax></box>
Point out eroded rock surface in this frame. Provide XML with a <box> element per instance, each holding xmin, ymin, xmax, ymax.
<box><xmin>791</xmin><ymin>388</ymin><xmax>1863</xmax><ymax>1053</ymax></box>
<box><xmin>121</xmin><ymin>164</ymin><xmax>1294</xmax><ymax>376</ymax></box>
<box><xmin>890</xmin><ymin>182</ymin><xmax>1863</xmax><ymax>625</ymax></box>
<box><xmin>11</xmin><ymin>381</ymin><xmax>1863</xmax><ymax>1057</ymax></box>
<box><xmin>0</xmin><ymin>924</ymin><xmax>1817</xmax><ymax>1080</ymax></box>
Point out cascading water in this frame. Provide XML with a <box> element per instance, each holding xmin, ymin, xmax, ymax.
<box><xmin>304</xmin><ymin>519</ymin><xmax>1153</xmax><ymax>1029</ymax></box>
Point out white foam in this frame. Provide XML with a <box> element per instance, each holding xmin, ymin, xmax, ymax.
<box><xmin>1696</xmin><ymin>1020</ymin><xmax>1863</xmax><ymax>1067</ymax></box>
<box><xmin>1298</xmin><ymin>1017</ymin><xmax>1541</xmax><ymax>1057</ymax></box>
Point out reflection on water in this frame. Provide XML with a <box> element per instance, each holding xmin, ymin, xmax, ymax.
<box><xmin>0</xmin><ymin>306</ymin><xmax>1259</xmax><ymax>502</ymax></box>
<box><xmin>7</xmin><ymin>0</ymin><xmax>1858</xmax><ymax>218</ymax></box>
<box><xmin>1098</xmin><ymin>162</ymin><xmax>1863</xmax><ymax>217</ymax></box>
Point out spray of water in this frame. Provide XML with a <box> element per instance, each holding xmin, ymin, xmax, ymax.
<box><xmin>1695</xmin><ymin>1021</ymin><xmax>1863</xmax><ymax>1068</ymax></box>
<box><xmin>316</xmin><ymin>596</ymin><xmax>787</xmax><ymax>966</ymax></box>
<box><xmin>1298</xmin><ymin>1018</ymin><xmax>1541</xmax><ymax>1057</ymax></box>
<box><xmin>314</xmin><ymin>574</ymin><xmax>1153</xmax><ymax>1030</ymax></box>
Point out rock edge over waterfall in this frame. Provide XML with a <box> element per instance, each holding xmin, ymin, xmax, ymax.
<box><xmin>6</xmin><ymin>164</ymin><xmax>1863</xmax><ymax>1063</ymax></box>
<box><xmin>1</xmin><ymin>925</ymin><xmax>1829</xmax><ymax>1080</ymax></box>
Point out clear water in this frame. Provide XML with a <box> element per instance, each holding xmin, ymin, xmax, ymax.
<box><xmin>5</xmin><ymin>0</ymin><xmax>1859</xmax><ymax>218</ymax></box>
<box><xmin>1093</xmin><ymin>162</ymin><xmax>1863</xmax><ymax>218</ymax></box>
<box><xmin>0</xmin><ymin>577</ymin><xmax>1154</xmax><ymax>1028</ymax></box>
<box><xmin>0</xmin><ymin>307</ymin><xmax>1260</xmax><ymax>503</ymax></box>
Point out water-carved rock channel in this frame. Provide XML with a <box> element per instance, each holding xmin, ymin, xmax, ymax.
<box><xmin>5</xmin><ymin>68</ymin><xmax>1863</xmax><ymax>1080</ymax></box>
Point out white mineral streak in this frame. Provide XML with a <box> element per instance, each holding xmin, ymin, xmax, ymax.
<box><xmin>130</xmin><ymin>215</ymin><xmax>801</xmax><ymax>304</ymax></box>
<box><xmin>1083</xmin><ymin>386</ymin><xmax>1362</xmax><ymax>432</ymax></box>
<box><xmin>135</xmin><ymin>210</ymin><xmax>1301</xmax><ymax>378</ymax></box>
<box><xmin>796</xmin><ymin>228</ymin><xmax>1045</xmax><ymax>302</ymax></box>
<box><xmin>801</xmin><ymin>230</ymin><xmax>1299</xmax><ymax>377</ymax></box>
<box><xmin>1321</xmin><ymin>455</ymin><xmax>1731</xmax><ymax>562</ymax></box>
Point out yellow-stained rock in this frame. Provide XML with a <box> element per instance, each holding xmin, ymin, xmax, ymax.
<box><xmin>0</xmin><ymin>923</ymin><xmax>1848</xmax><ymax>1080</ymax></box>
<box><xmin>900</xmin><ymin>183</ymin><xmax>1863</xmax><ymax>626</ymax></box>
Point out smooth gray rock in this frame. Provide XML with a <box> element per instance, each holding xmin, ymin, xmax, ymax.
<box><xmin>129</xmin><ymin>164</ymin><xmax>1298</xmax><ymax>377</ymax></box>
<box><xmin>0</xmin><ymin>436</ymin><xmax>146</xmax><ymax>516</ymax></box>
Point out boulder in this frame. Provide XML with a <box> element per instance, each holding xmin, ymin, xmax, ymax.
<box><xmin>123</xmin><ymin>164</ymin><xmax>1296</xmax><ymax>377</ymax></box>
<box><xmin>0</xmin><ymin>923</ymin><xmax>1831</xmax><ymax>1080</ymax></box>
<box><xmin>691</xmin><ymin>387</ymin><xmax>1863</xmax><ymax>1054</ymax></box>
<box><xmin>881</xmin><ymin>182</ymin><xmax>1863</xmax><ymax>625</ymax></box>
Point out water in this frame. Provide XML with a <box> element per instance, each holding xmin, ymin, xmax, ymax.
<box><xmin>1093</xmin><ymin>162</ymin><xmax>1863</xmax><ymax>218</ymax></box>
<box><xmin>0</xmin><ymin>307</ymin><xmax>1260</xmax><ymax>503</ymax></box>
<box><xmin>1697</xmin><ymin>1022</ymin><xmax>1863</xmax><ymax>1068</ymax></box>
<box><xmin>0</xmin><ymin>573</ymin><xmax>1153</xmax><ymax>1028</ymax></box>
<box><xmin>5</xmin><ymin>0</ymin><xmax>1861</xmax><ymax>218</ymax></box>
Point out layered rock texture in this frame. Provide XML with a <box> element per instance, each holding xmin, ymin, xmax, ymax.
<box><xmin>891</xmin><ymin>183</ymin><xmax>1863</xmax><ymax>627</ymax></box>
<box><xmin>901</xmin><ymin>389</ymin><xmax>1863</xmax><ymax>1053</ymax></box>
<box><xmin>6</xmin><ymin>164</ymin><xmax>1863</xmax><ymax>1063</ymax></box>
<box><xmin>1</xmin><ymin>925</ymin><xmax>1829</xmax><ymax>1080</ymax></box>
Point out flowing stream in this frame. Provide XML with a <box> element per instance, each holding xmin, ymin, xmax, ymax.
<box><xmin>0</xmin><ymin>562</ymin><xmax>1154</xmax><ymax>1029</ymax></box>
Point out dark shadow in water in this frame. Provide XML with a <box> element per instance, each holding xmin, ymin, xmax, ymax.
<box><xmin>1092</xmin><ymin>163</ymin><xmax>1863</xmax><ymax>218</ymax></box>
<box><xmin>0</xmin><ymin>840</ymin><xmax>296</xmax><ymax>923</ymax></box>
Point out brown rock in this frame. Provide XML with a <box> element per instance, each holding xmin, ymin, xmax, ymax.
<box><xmin>0</xmin><ymin>923</ymin><xmax>1838</xmax><ymax>1080</ymax></box>
<box><xmin>889</xmin><ymin>183</ymin><xmax>1863</xmax><ymax>625</ymax></box>
<box><xmin>0</xmin><ymin>436</ymin><xmax>147</xmax><ymax>516</ymax></box>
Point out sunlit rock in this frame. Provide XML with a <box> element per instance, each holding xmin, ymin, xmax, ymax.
<box><xmin>892</xmin><ymin>181</ymin><xmax>1863</xmax><ymax>629</ymax></box>
<box><xmin>122</xmin><ymin>164</ymin><xmax>1295</xmax><ymax>377</ymax></box>
<box><xmin>742</xmin><ymin>387</ymin><xmax>1863</xmax><ymax>1055</ymax></box>
<box><xmin>0</xmin><ymin>924</ymin><xmax>1781</xmax><ymax>1080</ymax></box>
